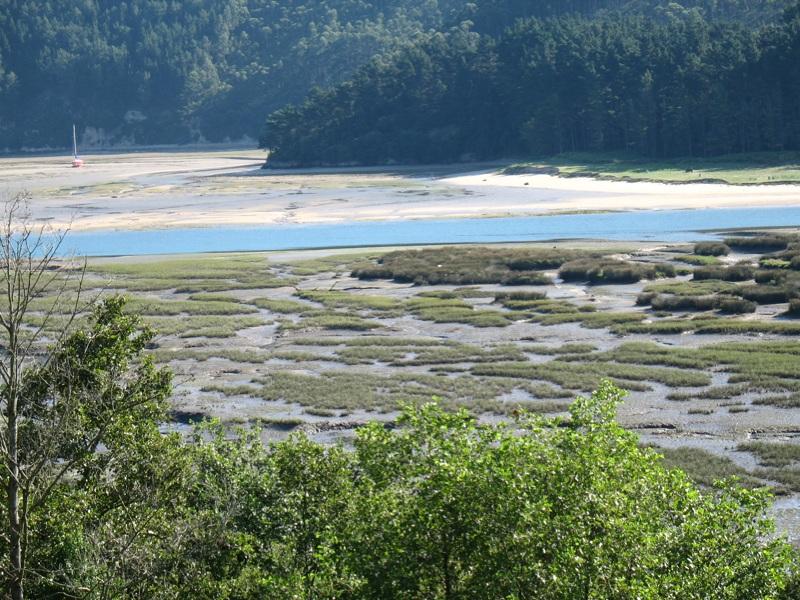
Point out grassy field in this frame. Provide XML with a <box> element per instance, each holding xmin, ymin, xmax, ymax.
<box><xmin>504</xmin><ymin>152</ymin><xmax>800</xmax><ymax>185</ymax></box>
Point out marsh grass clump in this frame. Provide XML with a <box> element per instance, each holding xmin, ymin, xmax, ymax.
<box><xmin>677</xmin><ymin>254</ymin><xmax>721</xmax><ymax>266</ymax></box>
<box><xmin>559</xmin><ymin>258</ymin><xmax>673</xmax><ymax>284</ymax></box>
<box><xmin>753</xmin><ymin>394</ymin><xmax>800</xmax><ymax>408</ymax></box>
<box><xmin>152</xmin><ymin>348</ymin><xmax>270</xmax><ymax>364</ymax></box>
<box><xmin>521</xmin><ymin>343</ymin><xmax>597</xmax><ymax>355</ymax></box>
<box><xmin>693</xmin><ymin>264</ymin><xmax>755</xmax><ymax>282</ymax></box>
<box><xmin>417</xmin><ymin>288</ymin><xmax>495</xmax><ymax>299</ymax></box>
<box><xmin>352</xmin><ymin>246</ymin><xmax>586</xmax><ymax>285</ymax></box>
<box><xmin>252</xmin><ymin>298</ymin><xmax>321</xmax><ymax>315</ymax></box>
<box><xmin>472</xmin><ymin>359</ymin><xmax>709</xmax><ymax>391</ymax></box>
<box><xmin>733</xmin><ymin>284</ymin><xmax>797</xmax><ymax>304</ymax></box>
<box><xmin>123</xmin><ymin>297</ymin><xmax>258</xmax><ymax>316</ymax></box>
<box><xmin>788</xmin><ymin>298</ymin><xmax>800</xmax><ymax>316</ymax></box>
<box><xmin>756</xmin><ymin>269</ymin><xmax>792</xmax><ymax>285</ymax></box>
<box><xmin>643</xmin><ymin>294</ymin><xmax>756</xmax><ymax>314</ymax></box>
<box><xmin>667</xmin><ymin>384</ymin><xmax>750</xmax><ymax>402</ymax></box>
<box><xmin>405</xmin><ymin>296</ymin><xmax>512</xmax><ymax>327</ymax></box>
<box><xmin>650</xmin><ymin>295</ymin><xmax>718</xmax><ymax>312</ymax></box>
<box><xmin>89</xmin><ymin>254</ymin><xmax>296</xmax><ymax>292</ymax></box>
<box><xmin>248</xmin><ymin>371</ymin><xmax>569</xmax><ymax>415</ymax></box>
<box><xmin>636</xmin><ymin>291</ymin><xmax>657</xmax><ymax>306</ymax></box>
<box><xmin>279</xmin><ymin>314</ymin><xmax>382</xmax><ymax>331</ymax></box>
<box><xmin>644</xmin><ymin>280</ymin><xmax>738</xmax><ymax>296</ymax></box>
<box><xmin>532</xmin><ymin>311</ymin><xmax>645</xmax><ymax>329</ymax></box>
<box><xmin>760</xmin><ymin>258</ymin><xmax>792</xmax><ymax>269</ymax></box>
<box><xmin>334</xmin><ymin>341</ymin><xmax>526</xmax><ymax>366</ymax></box>
<box><xmin>739</xmin><ymin>442</ymin><xmax>800</xmax><ymax>468</ymax></box>
<box><xmin>615</xmin><ymin>317</ymin><xmax>800</xmax><ymax>335</ymax></box>
<box><xmin>146</xmin><ymin>315</ymin><xmax>265</xmax><ymax>338</ymax></box>
<box><xmin>724</xmin><ymin>235</ymin><xmax>794</xmax><ymax>252</ymax></box>
<box><xmin>715</xmin><ymin>296</ymin><xmax>758</xmax><ymax>314</ymax></box>
<box><xmin>694</xmin><ymin>242</ymin><xmax>730</xmax><ymax>256</ymax></box>
<box><xmin>656</xmin><ymin>447</ymin><xmax>765</xmax><ymax>489</ymax></box>
<box><xmin>493</xmin><ymin>290</ymin><xmax>547</xmax><ymax>304</ymax></box>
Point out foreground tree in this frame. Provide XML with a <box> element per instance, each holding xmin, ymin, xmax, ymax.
<box><xmin>0</xmin><ymin>197</ymin><xmax>172</xmax><ymax>598</ymax></box>
<box><xmin>128</xmin><ymin>382</ymin><xmax>796</xmax><ymax>599</ymax></box>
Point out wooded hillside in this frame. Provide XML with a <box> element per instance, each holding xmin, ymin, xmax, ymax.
<box><xmin>0</xmin><ymin>0</ymin><xmax>790</xmax><ymax>150</ymax></box>
<box><xmin>262</xmin><ymin>5</ymin><xmax>800</xmax><ymax>165</ymax></box>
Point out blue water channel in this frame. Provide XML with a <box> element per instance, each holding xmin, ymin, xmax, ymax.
<box><xmin>61</xmin><ymin>206</ymin><xmax>800</xmax><ymax>256</ymax></box>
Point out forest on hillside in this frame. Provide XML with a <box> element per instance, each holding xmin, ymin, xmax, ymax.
<box><xmin>262</xmin><ymin>4</ymin><xmax>800</xmax><ymax>165</ymax></box>
<box><xmin>0</xmin><ymin>0</ymin><xmax>793</xmax><ymax>150</ymax></box>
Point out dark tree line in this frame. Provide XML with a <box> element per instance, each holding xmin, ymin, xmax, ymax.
<box><xmin>263</xmin><ymin>4</ymin><xmax>800</xmax><ymax>165</ymax></box>
<box><xmin>0</xmin><ymin>0</ymin><xmax>790</xmax><ymax>150</ymax></box>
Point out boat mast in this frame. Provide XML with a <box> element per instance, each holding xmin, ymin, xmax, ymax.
<box><xmin>72</xmin><ymin>124</ymin><xmax>78</xmax><ymax>159</ymax></box>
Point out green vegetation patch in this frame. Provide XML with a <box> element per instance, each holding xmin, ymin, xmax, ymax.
<box><xmin>695</xmin><ymin>242</ymin><xmax>731</xmax><ymax>256</ymax></box>
<box><xmin>145</xmin><ymin>315</ymin><xmax>265</xmax><ymax>338</ymax></box>
<box><xmin>89</xmin><ymin>254</ymin><xmax>295</xmax><ymax>293</ymax></box>
<box><xmin>123</xmin><ymin>297</ymin><xmax>258</xmax><ymax>316</ymax></box>
<box><xmin>613</xmin><ymin>318</ymin><xmax>800</xmax><ymax>335</ymax></box>
<box><xmin>739</xmin><ymin>442</ymin><xmax>800</xmax><ymax>468</ymax></box>
<box><xmin>693</xmin><ymin>264</ymin><xmax>755</xmax><ymax>282</ymax></box>
<box><xmin>352</xmin><ymin>246</ymin><xmax>587</xmax><ymax>285</ymax></box>
<box><xmin>559</xmin><ymin>258</ymin><xmax>674</xmax><ymax>284</ymax></box>
<box><xmin>297</xmin><ymin>289</ymin><xmax>403</xmax><ymax>312</ymax></box>
<box><xmin>472</xmin><ymin>359</ymin><xmax>709</xmax><ymax>391</ymax></box>
<box><xmin>724</xmin><ymin>235</ymin><xmax>795</xmax><ymax>252</ymax></box>
<box><xmin>278</xmin><ymin>315</ymin><xmax>383</xmax><ymax>332</ymax></box>
<box><xmin>643</xmin><ymin>280</ymin><xmax>739</xmax><ymax>296</ymax></box>
<box><xmin>676</xmin><ymin>254</ymin><xmax>722</xmax><ymax>266</ymax></box>
<box><xmin>217</xmin><ymin>371</ymin><xmax>571</xmax><ymax>415</ymax></box>
<box><xmin>656</xmin><ymin>447</ymin><xmax>766</xmax><ymax>489</ymax></box>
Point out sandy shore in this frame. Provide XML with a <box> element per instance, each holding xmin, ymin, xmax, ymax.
<box><xmin>1</xmin><ymin>150</ymin><xmax>799</xmax><ymax>231</ymax></box>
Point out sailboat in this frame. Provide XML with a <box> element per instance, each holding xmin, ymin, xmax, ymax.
<box><xmin>71</xmin><ymin>124</ymin><xmax>84</xmax><ymax>168</ymax></box>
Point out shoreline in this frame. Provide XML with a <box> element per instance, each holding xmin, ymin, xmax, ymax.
<box><xmin>2</xmin><ymin>149</ymin><xmax>799</xmax><ymax>233</ymax></box>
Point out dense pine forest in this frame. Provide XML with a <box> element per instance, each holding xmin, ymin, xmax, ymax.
<box><xmin>0</xmin><ymin>0</ymin><xmax>793</xmax><ymax>150</ymax></box>
<box><xmin>263</xmin><ymin>4</ymin><xmax>800</xmax><ymax>165</ymax></box>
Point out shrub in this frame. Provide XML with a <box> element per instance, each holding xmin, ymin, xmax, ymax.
<box><xmin>695</xmin><ymin>242</ymin><xmax>730</xmax><ymax>256</ymax></box>
<box><xmin>636</xmin><ymin>292</ymin><xmax>657</xmax><ymax>306</ymax></box>
<box><xmin>716</xmin><ymin>296</ymin><xmax>757</xmax><ymax>314</ymax></box>
<box><xmin>724</xmin><ymin>235</ymin><xmax>792</xmax><ymax>252</ymax></box>
<box><xmin>651</xmin><ymin>295</ymin><xmax>718</xmax><ymax>311</ymax></box>
<box><xmin>761</xmin><ymin>258</ymin><xmax>792</xmax><ymax>269</ymax></box>
<box><xmin>500</xmin><ymin>272</ymin><xmax>552</xmax><ymax>285</ymax></box>
<box><xmin>149</xmin><ymin>383</ymin><xmax>797</xmax><ymax>599</ymax></box>
<box><xmin>693</xmin><ymin>264</ymin><xmax>754</xmax><ymax>282</ymax></box>
<box><xmin>559</xmin><ymin>259</ymin><xmax>672</xmax><ymax>284</ymax></box>
<box><xmin>788</xmin><ymin>298</ymin><xmax>800</xmax><ymax>317</ymax></box>
<box><xmin>677</xmin><ymin>254</ymin><xmax>721</xmax><ymax>266</ymax></box>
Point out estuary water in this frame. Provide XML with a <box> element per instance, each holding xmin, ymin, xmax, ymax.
<box><xmin>62</xmin><ymin>205</ymin><xmax>800</xmax><ymax>257</ymax></box>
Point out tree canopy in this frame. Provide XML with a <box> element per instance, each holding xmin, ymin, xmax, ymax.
<box><xmin>0</xmin><ymin>0</ymin><xmax>794</xmax><ymax>150</ymax></box>
<box><xmin>6</xmin><ymin>376</ymin><xmax>797</xmax><ymax>597</ymax></box>
<box><xmin>262</xmin><ymin>5</ymin><xmax>800</xmax><ymax>165</ymax></box>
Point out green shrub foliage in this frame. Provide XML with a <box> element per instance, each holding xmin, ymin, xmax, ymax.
<box><xmin>28</xmin><ymin>381</ymin><xmax>798</xmax><ymax>598</ymax></box>
<box><xmin>695</xmin><ymin>242</ymin><xmax>731</xmax><ymax>256</ymax></box>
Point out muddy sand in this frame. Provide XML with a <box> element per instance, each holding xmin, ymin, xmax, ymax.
<box><xmin>3</xmin><ymin>149</ymin><xmax>800</xmax><ymax>232</ymax></box>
